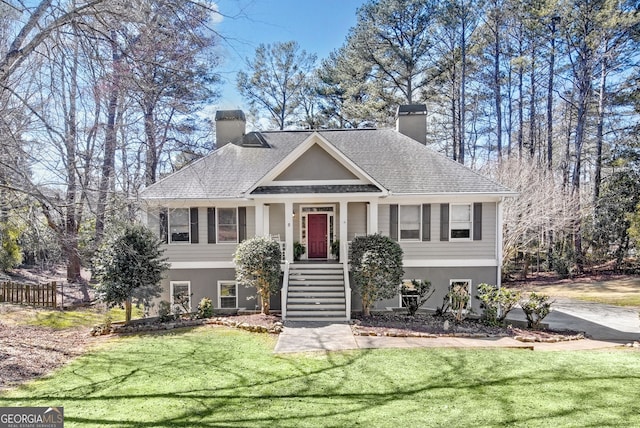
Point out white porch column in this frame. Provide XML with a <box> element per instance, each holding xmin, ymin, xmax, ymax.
<box><xmin>255</xmin><ymin>203</ymin><xmax>264</xmax><ymax>237</ymax></box>
<box><xmin>284</xmin><ymin>201</ymin><xmax>294</xmax><ymax>262</ymax></box>
<box><xmin>497</xmin><ymin>198</ymin><xmax>504</xmax><ymax>290</ymax></box>
<box><xmin>339</xmin><ymin>201</ymin><xmax>348</xmax><ymax>263</ymax></box>
<box><xmin>368</xmin><ymin>200</ymin><xmax>379</xmax><ymax>234</ymax></box>
<box><xmin>263</xmin><ymin>204</ymin><xmax>270</xmax><ymax>237</ymax></box>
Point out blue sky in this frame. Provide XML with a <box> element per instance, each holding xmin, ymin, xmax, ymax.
<box><xmin>213</xmin><ymin>0</ymin><xmax>365</xmax><ymax>109</ymax></box>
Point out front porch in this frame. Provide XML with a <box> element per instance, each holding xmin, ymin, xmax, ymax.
<box><xmin>254</xmin><ymin>200</ymin><xmax>378</xmax><ymax>266</ymax></box>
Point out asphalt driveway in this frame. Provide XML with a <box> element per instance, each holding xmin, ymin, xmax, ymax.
<box><xmin>507</xmin><ymin>297</ymin><xmax>640</xmax><ymax>341</ymax></box>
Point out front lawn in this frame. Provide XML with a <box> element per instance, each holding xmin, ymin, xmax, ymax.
<box><xmin>1</xmin><ymin>326</ymin><xmax>639</xmax><ymax>427</ymax></box>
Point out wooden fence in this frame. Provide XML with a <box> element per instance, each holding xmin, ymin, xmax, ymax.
<box><xmin>0</xmin><ymin>281</ymin><xmax>58</xmax><ymax>307</ymax></box>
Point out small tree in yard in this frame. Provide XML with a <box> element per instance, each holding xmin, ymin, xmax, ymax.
<box><xmin>233</xmin><ymin>236</ymin><xmax>282</xmax><ymax>315</ymax></box>
<box><xmin>93</xmin><ymin>224</ymin><xmax>169</xmax><ymax>324</ymax></box>
<box><xmin>351</xmin><ymin>234</ymin><xmax>404</xmax><ymax>317</ymax></box>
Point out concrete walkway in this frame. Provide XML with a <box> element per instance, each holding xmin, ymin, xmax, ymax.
<box><xmin>274</xmin><ymin>299</ymin><xmax>639</xmax><ymax>353</ymax></box>
<box><xmin>274</xmin><ymin>322</ymin><xmax>358</xmax><ymax>353</ymax></box>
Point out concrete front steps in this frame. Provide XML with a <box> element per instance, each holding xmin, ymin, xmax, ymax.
<box><xmin>285</xmin><ymin>263</ymin><xmax>348</xmax><ymax>322</ymax></box>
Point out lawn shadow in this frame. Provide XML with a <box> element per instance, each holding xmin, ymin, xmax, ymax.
<box><xmin>3</xmin><ymin>326</ymin><xmax>640</xmax><ymax>427</ymax></box>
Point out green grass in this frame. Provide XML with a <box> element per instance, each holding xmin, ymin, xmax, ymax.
<box><xmin>1</xmin><ymin>327</ymin><xmax>639</xmax><ymax>427</ymax></box>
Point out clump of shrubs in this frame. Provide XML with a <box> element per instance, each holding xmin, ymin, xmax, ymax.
<box><xmin>158</xmin><ymin>300</ymin><xmax>175</xmax><ymax>322</ymax></box>
<box><xmin>520</xmin><ymin>292</ymin><xmax>553</xmax><ymax>329</ymax></box>
<box><xmin>436</xmin><ymin>281</ymin><xmax>472</xmax><ymax>323</ymax></box>
<box><xmin>197</xmin><ymin>297</ymin><xmax>213</xmax><ymax>319</ymax></box>
<box><xmin>400</xmin><ymin>279</ymin><xmax>434</xmax><ymax>316</ymax></box>
<box><xmin>476</xmin><ymin>283</ymin><xmax>521</xmax><ymax>326</ymax></box>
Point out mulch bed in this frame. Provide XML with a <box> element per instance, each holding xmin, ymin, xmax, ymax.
<box><xmin>350</xmin><ymin>312</ymin><xmax>586</xmax><ymax>342</ymax></box>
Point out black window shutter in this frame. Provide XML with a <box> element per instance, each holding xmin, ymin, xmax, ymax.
<box><xmin>190</xmin><ymin>207</ymin><xmax>199</xmax><ymax>244</ymax></box>
<box><xmin>238</xmin><ymin>207</ymin><xmax>247</xmax><ymax>242</ymax></box>
<box><xmin>473</xmin><ymin>203</ymin><xmax>482</xmax><ymax>241</ymax></box>
<box><xmin>440</xmin><ymin>203</ymin><xmax>449</xmax><ymax>241</ymax></box>
<box><xmin>159</xmin><ymin>208</ymin><xmax>168</xmax><ymax>244</ymax></box>
<box><xmin>422</xmin><ymin>204</ymin><xmax>431</xmax><ymax>241</ymax></box>
<box><xmin>207</xmin><ymin>208</ymin><xmax>216</xmax><ymax>244</ymax></box>
<box><xmin>389</xmin><ymin>204</ymin><xmax>398</xmax><ymax>241</ymax></box>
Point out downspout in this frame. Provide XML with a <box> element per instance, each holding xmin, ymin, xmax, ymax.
<box><xmin>497</xmin><ymin>198</ymin><xmax>504</xmax><ymax>290</ymax></box>
<box><xmin>343</xmin><ymin>262</ymin><xmax>351</xmax><ymax>321</ymax></box>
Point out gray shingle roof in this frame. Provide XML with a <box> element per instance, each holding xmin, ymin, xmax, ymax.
<box><xmin>139</xmin><ymin>128</ymin><xmax>512</xmax><ymax>200</ymax></box>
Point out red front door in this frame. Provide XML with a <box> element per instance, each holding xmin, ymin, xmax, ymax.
<box><xmin>307</xmin><ymin>214</ymin><xmax>328</xmax><ymax>258</ymax></box>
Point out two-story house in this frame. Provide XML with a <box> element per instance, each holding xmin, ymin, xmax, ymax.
<box><xmin>140</xmin><ymin>105</ymin><xmax>515</xmax><ymax>321</ymax></box>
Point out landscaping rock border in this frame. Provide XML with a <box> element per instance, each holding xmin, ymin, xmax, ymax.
<box><xmin>90</xmin><ymin>315</ymin><xmax>284</xmax><ymax>336</ymax></box>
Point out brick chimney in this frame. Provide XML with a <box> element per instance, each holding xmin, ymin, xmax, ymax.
<box><xmin>215</xmin><ymin>110</ymin><xmax>246</xmax><ymax>148</ymax></box>
<box><xmin>396</xmin><ymin>104</ymin><xmax>427</xmax><ymax>144</ymax></box>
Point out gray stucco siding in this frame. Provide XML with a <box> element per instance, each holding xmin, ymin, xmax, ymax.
<box><xmin>158</xmin><ymin>268</ymin><xmax>282</xmax><ymax>314</ymax></box>
<box><xmin>350</xmin><ymin>266</ymin><xmax>497</xmax><ymax>313</ymax></box>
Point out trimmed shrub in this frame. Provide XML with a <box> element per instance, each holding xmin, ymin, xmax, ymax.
<box><xmin>233</xmin><ymin>236</ymin><xmax>281</xmax><ymax>315</ymax></box>
<box><xmin>351</xmin><ymin>234</ymin><xmax>404</xmax><ymax>317</ymax></box>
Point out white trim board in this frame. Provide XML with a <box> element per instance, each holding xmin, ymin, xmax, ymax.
<box><xmin>402</xmin><ymin>259</ymin><xmax>499</xmax><ymax>267</ymax></box>
<box><xmin>170</xmin><ymin>261</ymin><xmax>235</xmax><ymax>269</ymax></box>
<box><xmin>169</xmin><ymin>259</ymin><xmax>497</xmax><ymax>269</ymax></box>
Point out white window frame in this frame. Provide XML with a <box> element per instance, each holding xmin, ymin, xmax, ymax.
<box><xmin>449</xmin><ymin>203</ymin><xmax>473</xmax><ymax>241</ymax></box>
<box><xmin>169</xmin><ymin>208</ymin><xmax>190</xmax><ymax>244</ymax></box>
<box><xmin>218</xmin><ymin>280</ymin><xmax>238</xmax><ymax>309</ymax></box>
<box><xmin>217</xmin><ymin>207</ymin><xmax>238</xmax><ymax>243</ymax></box>
<box><xmin>448</xmin><ymin>279</ymin><xmax>472</xmax><ymax>313</ymax></box>
<box><xmin>399</xmin><ymin>204</ymin><xmax>421</xmax><ymax>241</ymax></box>
<box><xmin>170</xmin><ymin>281</ymin><xmax>192</xmax><ymax>313</ymax></box>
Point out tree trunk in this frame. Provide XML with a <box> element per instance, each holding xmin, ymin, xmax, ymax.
<box><xmin>594</xmin><ymin>55</ymin><xmax>607</xmax><ymax>202</ymax></box>
<box><xmin>459</xmin><ymin>10</ymin><xmax>467</xmax><ymax>165</ymax></box>
<box><xmin>144</xmin><ymin>103</ymin><xmax>157</xmax><ymax>185</ymax></box>
<box><xmin>493</xmin><ymin>18</ymin><xmax>502</xmax><ymax>160</ymax></box>
<box><xmin>517</xmin><ymin>28</ymin><xmax>524</xmax><ymax>159</ymax></box>
<box><xmin>362</xmin><ymin>299</ymin><xmax>371</xmax><ymax>317</ymax></box>
<box><xmin>546</xmin><ymin>18</ymin><xmax>557</xmax><ymax>170</ymax></box>
<box><xmin>261</xmin><ymin>291</ymin><xmax>270</xmax><ymax>315</ymax></box>
<box><xmin>65</xmin><ymin>25</ymin><xmax>81</xmax><ymax>283</ymax></box>
<box><xmin>125</xmin><ymin>297</ymin><xmax>132</xmax><ymax>324</ymax></box>
<box><xmin>529</xmin><ymin>44</ymin><xmax>536</xmax><ymax>159</ymax></box>
<box><xmin>507</xmin><ymin>64</ymin><xmax>513</xmax><ymax>157</ymax></box>
<box><xmin>95</xmin><ymin>30</ymin><xmax>120</xmax><ymax>244</ymax></box>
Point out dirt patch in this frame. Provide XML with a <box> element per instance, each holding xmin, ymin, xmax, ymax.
<box><xmin>0</xmin><ymin>321</ymin><xmax>96</xmax><ymax>391</ymax></box>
